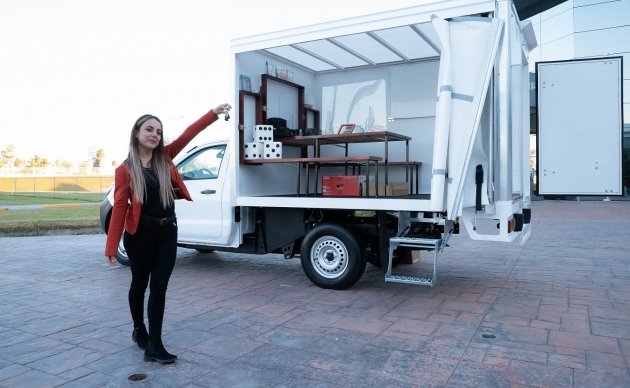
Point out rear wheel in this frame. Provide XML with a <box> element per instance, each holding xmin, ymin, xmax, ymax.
<box><xmin>115</xmin><ymin>238</ymin><xmax>130</xmax><ymax>266</ymax></box>
<box><xmin>300</xmin><ymin>224</ymin><xmax>366</xmax><ymax>290</ymax></box>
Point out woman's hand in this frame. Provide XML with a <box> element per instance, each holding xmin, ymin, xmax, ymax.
<box><xmin>213</xmin><ymin>103</ymin><xmax>232</xmax><ymax>116</ymax></box>
<box><xmin>106</xmin><ymin>256</ymin><xmax>118</xmax><ymax>266</ymax></box>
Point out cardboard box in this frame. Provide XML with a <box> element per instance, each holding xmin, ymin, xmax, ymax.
<box><xmin>322</xmin><ymin>176</ymin><xmax>372</xmax><ymax>197</ymax></box>
<box><xmin>361</xmin><ymin>181</ymin><xmax>410</xmax><ymax>196</ymax></box>
<box><xmin>397</xmin><ymin>249</ymin><xmax>421</xmax><ymax>264</ymax></box>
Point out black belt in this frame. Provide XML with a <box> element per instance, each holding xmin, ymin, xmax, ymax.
<box><xmin>141</xmin><ymin>215</ymin><xmax>176</xmax><ymax>226</ymax></box>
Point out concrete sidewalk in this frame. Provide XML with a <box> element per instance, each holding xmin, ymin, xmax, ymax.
<box><xmin>0</xmin><ymin>200</ymin><xmax>629</xmax><ymax>387</ymax></box>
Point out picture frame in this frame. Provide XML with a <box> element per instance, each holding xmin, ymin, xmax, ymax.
<box><xmin>277</xmin><ymin>67</ymin><xmax>288</xmax><ymax>80</ymax></box>
<box><xmin>239</xmin><ymin>75</ymin><xmax>252</xmax><ymax>92</ymax></box>
<box><xmin>266</xmin><ymin>62</ymin><xmax>277</xmax><ymax>77</ymax></box>
<box><xmin>337</xmin><ymin>124</ymin><xmax>356</xmax><ymax>134</ymax></box>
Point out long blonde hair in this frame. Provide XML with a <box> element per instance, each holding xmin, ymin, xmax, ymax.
<box><xmin>125</xmin><ymin>114</ymin><xmax>175</xmax><ymax>208</ymax></box>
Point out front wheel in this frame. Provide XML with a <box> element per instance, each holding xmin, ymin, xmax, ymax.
<box><xmin>300</xmin><ymin>224</ymin><xmax>366</xmax><ymax>290</ymax></box>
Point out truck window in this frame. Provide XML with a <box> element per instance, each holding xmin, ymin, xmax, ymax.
<box><xmin>177</xmin><ymin>145</ymin><xmax>226</xmax><ymax>180</ymax></box>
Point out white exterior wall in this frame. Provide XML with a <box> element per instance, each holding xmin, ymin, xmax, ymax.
<box><xmin>528</xmin><ymin>0</ymin><xmax>630</xmax><ymax>124</ymax></box>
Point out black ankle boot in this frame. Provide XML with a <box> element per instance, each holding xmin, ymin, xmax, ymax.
<box><xmin>132</xmin><ymin>325</ymin><xmax>148</xmax><ymax>349</ymax></box>
<box><xmin>144</xmin><ymin>338</ymin><xmax>177</xmax><ymax>364</ymax></box>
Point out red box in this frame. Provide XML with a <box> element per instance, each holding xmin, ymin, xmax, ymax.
<box><xmin>322</xmin><ymin>176</ymin><xmax>365</xmax><ymax>197</ymax></box>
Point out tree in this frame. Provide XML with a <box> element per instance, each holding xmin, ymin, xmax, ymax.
<box><xmin>0</xmin><ymin>144</ymin><xmax>15</xmax><ymax>173</ymax></box>
<box><xmin>27</xmin><ymin>155</ymin><xmax>49</xmax><ymax>168</ymax></box>
<box><xmin>1</xmin><ymin>144</ymin><xmax>15</xmax><ymax>160</ymax></box>
<box><xmin>93</xmin><ymin>148</ymin><xmax>104</xmax><ymax>168</ymax></box>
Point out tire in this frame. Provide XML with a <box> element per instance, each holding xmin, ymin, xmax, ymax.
<box><xmin>300</xmin><ymin>224</ymin><xmax>366</xmax><ymax>290</ymax></box>
<box><xmin>115</xmin><ymin>238</ymin><xmax>130</xmax><ymax>266</ymax></box>
<box><xmin>104</xmin><ymin>209</ymin><xmax>129</xmax><ymax>266</ymax></box>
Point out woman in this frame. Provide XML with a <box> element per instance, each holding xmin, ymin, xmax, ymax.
<box><xmin>105</xmin><ymin>103</ymin><xmax>231</xmax><ymax>364</ymax></box>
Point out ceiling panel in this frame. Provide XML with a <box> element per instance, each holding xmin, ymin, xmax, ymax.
<box><xmin>333</xmin><ymin>33</ymin><xmax>404</xmax><ymax>64</ymax></box>
<box><xmin>296</xmin><ymin>40</ymin><xmax>369</xmax><ymax>69</ymax></box>
<box><xmin>260</xmin><ymin>20</ymin><xmax>444</xmax><ymax>73</ymax></box>
<box><xmin>373</xmin><ymin>25</ymin><xmax>439</xmax><ymax>59</ymax></box>
<box><xmin>264</xmin><ymin>46</ymin><xmax>336</xmax><ymax>72</ymax></box>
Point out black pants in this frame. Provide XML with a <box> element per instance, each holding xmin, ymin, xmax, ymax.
<box><xmin>123</xmin><ymin>219</ymin><xmax>177</xmax><ymax>340</ymax></box>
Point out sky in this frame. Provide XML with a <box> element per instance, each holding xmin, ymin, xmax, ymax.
<box><xmin>0</xmin><ymin>0</ymin><xmax>426</xmax><ymax>166</ymax></box>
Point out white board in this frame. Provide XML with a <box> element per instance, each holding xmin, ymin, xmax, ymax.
<box><xmin>537</xmin><ymin>57</ymin><xmax>623</xmax><ymax>195</ymax></box>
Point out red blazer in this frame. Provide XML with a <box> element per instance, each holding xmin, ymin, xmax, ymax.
<box><xmin>105</xmin><ymin>110</ymin><xmax>218</xmax><ymax>256</ymax></box>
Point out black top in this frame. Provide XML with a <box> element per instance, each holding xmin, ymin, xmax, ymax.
<box><xmin>141</xmin><ymin>167</ymin><xmax>175</xmax><ymax>218</ymax></box>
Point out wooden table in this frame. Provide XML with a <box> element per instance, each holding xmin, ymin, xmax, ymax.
<box><xmin>282</xmin><ymin>131</ymin><xmax>412</xmax><ymax>196</ymax></box>
<box><xmin>244</xmin><ymin>155</ymin><xmax>382</xmax><ymax>196</ymax></box>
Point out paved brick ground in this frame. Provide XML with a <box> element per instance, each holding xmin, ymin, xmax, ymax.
<box><xmin>1</xmin><ymin>200</ymin><xmax>629</xmax><ymax>387</ymax></box>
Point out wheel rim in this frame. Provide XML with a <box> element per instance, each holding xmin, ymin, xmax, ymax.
<box><xmin>310</xmin><ymin>235</ymin><xmax>348</xmax><ymax>279</ymax></box>
<box><xmin>117</xmin><ymin>240</ymin><xmax>127</xmax><ymax>258</ymax></box>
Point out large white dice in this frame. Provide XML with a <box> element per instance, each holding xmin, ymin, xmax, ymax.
<box><xmin>253</xmin><ymin>125</ymin><xmax>274</xmax><ymax>142</ymax></box>
<box><xmin>263</xmin><ymin>142</ymin><xmax>282</xmax><ymax>159</ymax></box>
<box><xmin>244</xmin><ymin>142</ymin><xmax>263</xmax><ymax>160</ymax></box>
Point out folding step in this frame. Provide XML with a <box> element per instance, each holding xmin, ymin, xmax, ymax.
<box><xmin>385</xmin><ymin>237</ymin><xmax>442</xmax><ymax>287</ymax></box>
<box><xmin>384</xmin><ymin>273</ymin><xmax>434</xmax><ymax>286</ymax></box>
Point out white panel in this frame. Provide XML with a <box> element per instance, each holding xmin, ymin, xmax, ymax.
<box><xmin>433</xmin><ymin>16</ymin><xmax>502</xmax><ymax>218</ymax></box>
<box><xmin>575</xmin><ymin>26</ymin><xmax>630</xmax><ymax>57</ymax></box>
<box><xmin>265</xmin><ymin>46</ymin><xmax>335</xmax><ymax>72</ymax></box>
<box><xmin>574</xmin><ymin>0</ymin><xmax>630</xmax><ymax>32</ymax></box>
<box><xmin>415</xmin><ymin>22</ymin><xmax>441</xmax><ymax>51</ymax></box>
<box><xmin>389</xmin><ymin>61</ymin><xmax>439</xmax><ymax>118</ymax></box>
<box><xmin>574</xmin><ymin>0</ymin><xmax>622</xmax><ymax>6</ymax></box>
<box><xmin>265</xmin><ymin>80</ymin><xmax>299</xmax><ymax>129</ymax></box>
<box><xmin>540</xmin><ymin>10</ymin><xmax>574</xmax><ymax>43</ymax></box>
<box><xmin>541</xmin><ymin>0</ymin><xmax>574</xmax><ymax>20</ymax></box>
<box><xmin>334</xmin><ymin>34</ymin><xmax>402</xmax><ymax>63</ymax></box>
<box><xmin>296</xmin><ymin>40</ymin><xmax>367</xmax><ymax>68</ymax></box>
<box><xmin>540</xmin><ymin>34</ymin><xmax>575</xmax><ymax>61</ymax></box>
<box><xmin>374</xmin><ymin>26</ymin><xmax>438</xmax><ymax>59</ymax></box>
<box><xmin>321</xmin><ymin>79</ymin><xmax>386</xmax><ymax>134</ymax></box>
<box><xmin>537</xmin><ymin>58</ymin><xmax>623</xmax><ymax>195</ymax></box>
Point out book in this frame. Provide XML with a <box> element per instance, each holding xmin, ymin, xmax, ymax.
<box><xmin>239</xmin><ymin>75</ymin><xmax>252</xmax><ymax>92</ymax></box>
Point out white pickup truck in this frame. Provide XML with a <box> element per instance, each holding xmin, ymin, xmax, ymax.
<box><xmin>101</xmin><ymin>0</ymin><xmax>535</xmax><ymax>289</ymax></box>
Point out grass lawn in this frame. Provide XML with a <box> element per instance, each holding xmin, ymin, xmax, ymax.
<box><xmin>0</xmin><ymin>204</ymin><xmax>101</xmax><ymax>236</ymax></box>
<box><xmin>0</xmin><ymin>192</ymin><xmax>104</xmax><ymax>206</ymax></box>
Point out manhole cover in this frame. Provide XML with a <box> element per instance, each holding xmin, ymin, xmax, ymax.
<box><xmin>128</xmin><ymin>373</ymin><xmax>148</xmax><ymax>382</ymax></box>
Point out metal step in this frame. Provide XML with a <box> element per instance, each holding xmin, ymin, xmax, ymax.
<box><xmin>390</xmin><ymin>236</ymin><xmax>441</xmax><ymax>249</ymax></box>
<box><xmin>385</xmin><ymin>273</ymin><xmax>435</xmax><ymax>286</ymax></box>
<box><xmin>386</xmin><ymin>236</ymin><xmax>442</xmax><ymax>287</ymax></box>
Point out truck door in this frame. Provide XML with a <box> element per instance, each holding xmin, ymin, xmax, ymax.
<box><xmin>175</xmin><ymin>144</ymin><xmax>228</xmax><ymax>244</ymax></box>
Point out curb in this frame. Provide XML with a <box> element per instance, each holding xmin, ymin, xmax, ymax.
<box><xmin>0</xmin><ymin>203</ymin><xmax>99</xmax><ymax>211</ymax></box>
<box><xmin>42</xmin><ymin>203</ymin><xmax>98</xmax><ymax>209</ymax></box>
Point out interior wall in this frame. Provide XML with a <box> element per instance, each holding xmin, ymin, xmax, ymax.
<box><xmin>314</xmin><ymin>61</ymin><xmax>439</xmax><ymax>193</ymax></box>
